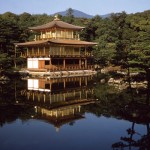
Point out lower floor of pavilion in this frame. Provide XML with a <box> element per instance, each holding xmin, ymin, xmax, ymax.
<box><xmin>27</xmin><ymin>57</ymin><xmax>94</xmax><ymax>72</ymax></box>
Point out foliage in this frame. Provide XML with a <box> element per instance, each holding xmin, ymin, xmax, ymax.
<box><xmin>0</xmin><ymin>53</ymin><xmax>13</xmax><ymax>70</ymax></box>
<box><xmin>0</xmin><ymin>10</ymin><xmax>150</xmax><ymax>79</ymax></box>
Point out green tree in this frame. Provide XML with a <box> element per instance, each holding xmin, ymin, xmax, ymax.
<box><xmin>0</xmin><ymin>53</ymin><xmax>13</xmax><ymax>71</ymax></box>
<box><xmin>80</xmin><ymin>15</ymin><xmax>101</xmax><ymax>41</ymax></box>
<box><xmin>1</xmin><ymin>12</ymin><xmax>18</xmax><ymax>24</ymax></box>
<box><xmin>65</xmin><ymin>8</ymin><xmax>74</xmax><ymax>23</ymax></box>
<box><xmin>93</xmin><ymin>17</ymin><xmax>116</xmax><ymax>66</ymax></box>
<box><xmin>0</xmin><ymin>18</ymin><xmax>23</xmax><ymax>54</ymax></box>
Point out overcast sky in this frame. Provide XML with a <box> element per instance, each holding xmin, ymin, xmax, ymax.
<box><xmin>0</xmin><ymin>0</ymin><xmax>150</xmax><ymax>15</ymax></box>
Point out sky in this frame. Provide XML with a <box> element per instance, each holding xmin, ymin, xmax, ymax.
<box><xmin>0</xmin><ymin>0</ymin><xmax>150</xmax><ymax>16</ymax></box>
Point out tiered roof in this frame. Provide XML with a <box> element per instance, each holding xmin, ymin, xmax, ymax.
<box><xmin>15</xmin><ymin>39</ymin><xmax>97</xmax><ymax>47</ymax></box>
<box><xmin>29</xmin><ymin>17</ymin><xmax>84</xmax><ymax>31</ymax></box>
<box><xmin>15</xmin><ymin>16</ymin><xmax>97</xmax><ymax>47</ymax></box>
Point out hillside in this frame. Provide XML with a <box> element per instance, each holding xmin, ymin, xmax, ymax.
<box><xmin>52</xmin><ymin>9</ymin><xmax>110</xmax><ymax>18</ymax></box>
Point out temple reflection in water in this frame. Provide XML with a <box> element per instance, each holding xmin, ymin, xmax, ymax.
<box><xmin>20</xmin><ymin>76</ymin><xmax>96</xmax><ymax>131</ymax></box>
<box><xmin>1</xmin><ymin>74</ymin><xmax>150</xmax><ymax>149</ymax></box>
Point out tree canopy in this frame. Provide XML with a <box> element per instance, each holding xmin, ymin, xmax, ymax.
<box><xmin>0</xmin><ymin>10</ymin><xmax>150</xmax><ymax>78</ymax></box>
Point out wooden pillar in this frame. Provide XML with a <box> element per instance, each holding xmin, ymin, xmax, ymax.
<box><xmin>43</xmin><ymin>94</ymin><xmax>45</xmax><ymax>103</ymax></box>
<box><xmin>37</xmin><ymin>47</ymin><xmax>39</xmax><ymax>55</ymax></box>
<box><xmin>35</xmin><ymin>106</ymin><xmax>37</xmax><ymax>113</ymax></box>
<box><xmin>85</xmin><ymin>77</ymin><xmax>87</xmax><ymax>86</ymax></box>
<box><xmin>85</xmin><ymin>47</ymin><xmax>87</xmax><ymax>55</ymax></box>
<box><xmin>27</xmin><ymin>48</ymin><xmax>29</xmax><ymax>56</ymax></box>
<box><xmin>50</xmin><ymin>83</ymin><xmax>52</xmax><ymax>91</ymax></box>
<box><xmin>60</xmin><ymin>47</ymin><xmax>62</xmax><ymax>56</ymax></box>
<box><xmin>72</xmin><ymin>108</ymin><xmax>75</xmax><ymax>115</ymax></box>
<box><xmin>56</xmin><ymin>110</ymin><xmax>58</xmax><ymax>117</ymax></box>
<box><xmin>63</xmin><ymin>59</ymin><xmax>66</xmax><ymax>68</ymax></box>
<box><xmin>78</xmin><ymin>34</ymin><xmax>80</xmax><ymax>40</ymax></box>
<box><xmin>79</xmin><ymin>91</ymin><xmax>81</xmax><ymax>99</ymax></box>
<box><xmin>49</xmin><ymin>46</ymin><xmax>51</xmax><ymax>55</ymax></box>
<box><xmin>62</xmin><ymin>111</ymin><xmax>64</xmax><ymax>117</ymax></box>
<box><xmin>38</xmin><ymin>93</ymin><xmax>40</xmax><ymax>101</ymax></box>
<box><xmin>63</xmin><ymin>93</ymin><xmax>65</xmax><ymax>101</ymax></box>
<box><xmin>41</xmin><ymin>32</ymin><xmax>42</xmax><ymax>39</ymax></box>
<box><xmin>72</xmin><ymin>31</ymin><xmax>74</xmax><ymax>39</ymax></box>
<box><xmin>92</xmin><ymin>89</ymin><xmax>94</xmax><ymax>95</ymax></box>
<box><xmin>27</xmin><ymin>92</ymin><xmax>30</xmax><ymax>100</ymax></box>
<box><xmin>73</xmin><ymin>48</ymin><xmax>74</xmax><ymax>56</ymax></box>
<box><xmin>45</xmin><ymin>32</ymin><xmax>47</xmax><ymax>39</ymax></box>
<box><xmin>85</xmin><ymin>59</ymin><xmax>87</xmax><ymax>69</ymax></box>
<box><xmin>78</xmin><ymin>106</ymin><xmax>81</xmax><ymax>112</ymax></box>
<box><xmin>56</xmin><ymin>94</ymin><xmax>58</xmax><ymax>102</ymax></box>
<box><xmin>49</xmin><ymin>58</ymin><xmax>51</xmax><ymax>71</ymax></box>
<box><xmin>61</xmin><ymin>31</ymin><xmax>63</xmax><ymax>38</ymax></box>
<box><xmin>79</xmin><ymin>47</ymin><xmax>81</xmax><ymax>55</ymax></box>
<box><xmin>79</xmin><ymin>77</ymin><xmax>82</xmax><ymax>86</ymax></box>
<box><xmin>32</xmin><ymin>92</ymin><xmax>35</xmax><ymax>101</ymax></box>
<box><xmin>49</xmin><ymin>93</ymin><xmax>52</xmax><ymax>104</ymax></box>
<box><xmin>35</xmin><ymin>35</ymin><xmax>37</xmax><ymax>41</ymax></box>
<box><xmin>79</xmin><ymin>59</ymin><xmax>81</xmax><ymax>69</ymax></box>
<box><xmin>32</xmin><ymin>47</ymin><xmax>34</xmax><ymax>55</ymax></box>
<box><xmin>86</xmin><ymin>91</ymin><xmax>88</xmax><ymax>99</ymax></box>
<box><xmin>64</xmin><ymin>79</ymin><xmax>66</xmax><ymax>88</ymax></box>
<box><xmin>44</xmin><ymin>47</ymin><xmax>46</xmax><ymax>55</ymax></box>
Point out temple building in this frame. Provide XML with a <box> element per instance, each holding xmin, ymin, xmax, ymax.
<box><xmin>15</xmin><ymin>15</ymin><xmax>97</xmax><ymax>74</ymax></box>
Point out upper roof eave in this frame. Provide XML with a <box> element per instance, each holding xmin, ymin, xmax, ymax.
<box><xmin>49</xmin><ymin>39</ymin><xmax>97</xmax><ymax>46</ymax></box>
<box><xmin>14</xmin><ymin>40</ymin><xmax>49</xmax><ymax>47</ymax></box>
<box><xmin>15</xmin><ymin>39</ymin><xmax>97</xmax><ymax>47</ymax></box>
<box><xmin>29</xmin><ymin>20</ymin><xmax>85</xmax><ymax>31</ymax></box>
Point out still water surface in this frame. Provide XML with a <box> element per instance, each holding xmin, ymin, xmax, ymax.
<box><xmin>0</xmin><ymin>76</ymin><xmax>149</xmax><ymax>150</ymax></box>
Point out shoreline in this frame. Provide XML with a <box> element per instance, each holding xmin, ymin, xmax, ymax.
<box><xmin>19</xmin><ymin>69</ymin><xmax>97</xmax><ymax>78</ymax></box>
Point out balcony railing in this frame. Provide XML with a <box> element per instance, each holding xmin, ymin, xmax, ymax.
<box><xmin>27</xmin><ymin>65</ymin><xmax>94</xmax><ymax>73</ymax></box>
<box><xmin>35</xmin><ymin>35</ymin><xmax>80</xmax><ymax>41</ymax></box>
<box><xmin>20</xmin><ymin>52</ymin><xmax>92</xmax><ymax>58</ymax></box>
<box><xmin>45</xmin><ymin>65</ymin><xmax>94</xmax><ymax>71</ymax></box>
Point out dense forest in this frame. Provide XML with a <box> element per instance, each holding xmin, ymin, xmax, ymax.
<box><xmin>0</xmin><ymin>9</ymin><xmax>150</xmax><ymax>78</ymax></box>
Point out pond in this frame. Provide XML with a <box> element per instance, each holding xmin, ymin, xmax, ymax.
<box><xmin>0</xmin><ymin>75</ymin><xmax>150</xmax><ymax>150</ymax></box>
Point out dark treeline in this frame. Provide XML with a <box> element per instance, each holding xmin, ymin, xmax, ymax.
<box><xmin>0</xmin><ymin>10</ymin><xmax>150</xmax><ymax>79</ymax></box>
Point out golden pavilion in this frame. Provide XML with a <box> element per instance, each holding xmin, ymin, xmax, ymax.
<box><xmin>15</xmin><ymin>15</ymin><xmax>97</xmax><ymax>74</ymax></box>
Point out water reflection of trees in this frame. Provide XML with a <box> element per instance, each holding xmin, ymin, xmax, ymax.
<box><xmin>112</xmin><ymin>122</ymin><xmax>150</xmax><ymax>150</ymax></box>
<box><xmin>82</xmin><ymin>71</ymin><xmax>150</xmax><ymax>149</ymax></box>
<box><xmin>0</xmin><ymin>79</ymin><xmax>27</xmax><ymax>103</ymax></box>
<box><xmin>95</xmin><ymin>72</ymin><xmax>150</xmax><ymax>149</ymax></box>
<box><xmin>111</xmin><ymin>94</ymin><xmax>150</xmax><ymax>150</ymax></box>
<box><xmin>0</xmin><ymin>104</ymin><xmax>35</xmax><ymax>127</ymax></box>
<box><xmin>0</xmin><ymin>79</ymin><xmax>35</xmax><ymax>126</ymax></box>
